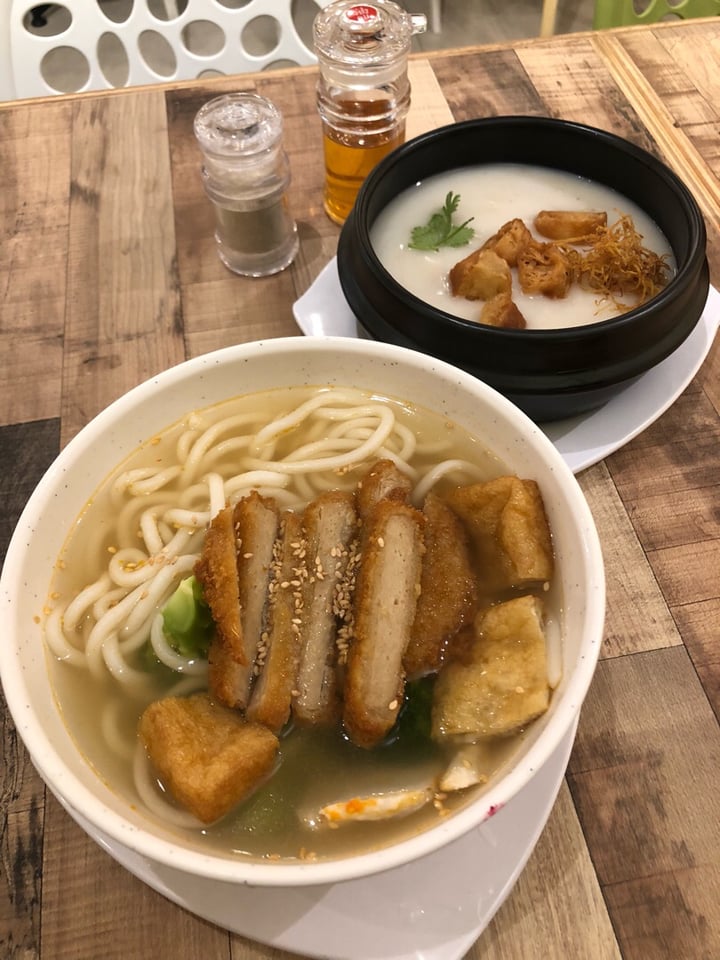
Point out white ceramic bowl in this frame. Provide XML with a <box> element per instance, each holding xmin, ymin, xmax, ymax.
<box><xmin>0</xmin><ymin>336</ymin><xmax>605</xmax><ymax>887</ymax></box>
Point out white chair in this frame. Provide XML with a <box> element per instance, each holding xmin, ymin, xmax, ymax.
<box><xmin>3</xmin><ymin>0</ymin><xmax>330</xmax><ymax>101</ymax></box>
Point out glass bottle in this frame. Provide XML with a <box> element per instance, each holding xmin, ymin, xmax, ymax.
<box><xmin>313</xmin><ymin>1</ymin><xmax>427</xmax><ymax>225</ymax></box>
<box><xmin>193</xmin><ymin>93</ymin><xmax>299</xmax><ymax>277</ymax></box>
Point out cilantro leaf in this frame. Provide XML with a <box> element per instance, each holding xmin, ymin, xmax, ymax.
<box><xmin>408</xmin><ymin>191</ymin><xmax>475</xmax><ymax>251</ymax></box>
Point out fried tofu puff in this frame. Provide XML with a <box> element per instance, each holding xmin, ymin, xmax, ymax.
<box><xmin>449</xmin><ymin>248</ymin><xmax>512</xmax><ymax>301</ymax></box>
<box><xmin>517</xmin><ymin>241</ymin><xmax>573</xmax><ymax>298</ymax></box>
<box><xmin>139</xmin><ymin>693</ymin><xmax>279</xmax><ymax>824</ymax></box>
<box><xmin>446</xmin><ymin>476</ymin><xmax>553</xmax><ymax>592</ymax></box>
<box><xmin>431</xmin><ymin>596</ymin><xmax>550</xmax><ymax>741</ymax></box>
<box><xmin>534</xmin><ymin>210</ymin><xmax>607</xmax><ymax>241</ymax></box>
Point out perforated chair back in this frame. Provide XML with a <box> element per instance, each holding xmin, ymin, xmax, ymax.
<box><xmin>593</xmin><ymin>0</ymin><xmax>720</xmax><ymax>29</ymax></box>
<box><xmin>8</xmin><ymin>0</ymin><xmax>330</xmax><ymax>100</ymax></box>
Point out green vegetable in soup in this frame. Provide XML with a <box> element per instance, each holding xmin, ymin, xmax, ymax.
<box><xmin>161</xmin><ymin>575</ymin><xmax>213</xmax><ymax>659</ymax></box>
<box><xmin>391</xmin><ymin>676</ymin><xmax>436</xmax><ymax>750</ymax></box>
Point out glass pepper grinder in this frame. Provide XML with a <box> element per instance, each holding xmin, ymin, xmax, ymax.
<box><xmin>313</xmin><ymin>1</ymin><xmax>427</xmax><ymax>225</ymax></box>
<box><xmin>193</xmin><ymin>93</ymin><xmax>299</xmax><ymax>277</ymax></box>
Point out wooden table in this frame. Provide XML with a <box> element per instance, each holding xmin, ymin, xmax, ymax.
<box><xmin>2</xmin><ymin>18</ymin><xmax>719</xmax><ymax>960</ymax></box>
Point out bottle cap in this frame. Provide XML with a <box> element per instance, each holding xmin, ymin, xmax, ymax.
<box><xmin>193</xmin><ymin>93</ymin><xmax>283</xmax><ymax>161</ymax></box>
<box><xmin>314</xmin><ymin>0</ymin><xmax>426</xmax><ymax>69</ymax></box>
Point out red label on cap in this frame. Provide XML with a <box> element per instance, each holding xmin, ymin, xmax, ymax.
<box><xmin>344</xmin><ymin>4</ymin><xmax>379</xmax><ymax>23</ymax></box>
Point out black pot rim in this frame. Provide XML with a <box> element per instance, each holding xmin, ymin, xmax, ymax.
<box><xmin>347</xmin><ymin>115</ymin><xmax>707</xmax><ymax>348</ymax></box>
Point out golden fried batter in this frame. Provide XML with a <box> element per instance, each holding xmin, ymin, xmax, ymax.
<box><xmin>194</xmin><ymin>505</ymin><xmax>243</xmax><ymax>662</ymax></box>
<box><xmin>479</xmin><ymin>292</ymin><xmax>526</xmax><ymax>329</ymax></box>
<box><xmin>449</xmin><ymin>248</ymin><xmax>512</xmax><ymax>301</ymax></box>
<box><xmin>480</xmin><ymin>218</ymin><xmax>533</xmax><ymax>267</ymax></box>
<box><xmin>139</xmin><ymin>693</ymin><xmax>279</xmax><ymax>823</ymax></box>
<box><xmin>446</xmin><ymin>476</ymin><xmax>553</xmax><ymax>592</ymax></box>
<box><xmin>517</xmin><ymin>241</ymin><xmax>573</xmax><ymax>299</ymax></box>
<box><xmin>431</xmin><ymin>596</ymin><xmax>550</xmax><ymax>740</ymax></box>
<box><xmin>534</xmin><ymin>209</ymin><xmax>607</xmax><ymax>241</ymax></box>
<box><xmin>404</xmin><ymin>492</ymin><xmax>477</xmax><ymax>679</ymax></box>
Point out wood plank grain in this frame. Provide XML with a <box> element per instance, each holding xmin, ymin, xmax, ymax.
<box><xmin>0</xmin><ymin>419</ymin><xmax>61</xmax><ymax>566</ymax></box>
<box><xmin>515</xmin><ymin>35</ymin><xmax>662</xmax><ymax>153</ymax></box>
<box><xmin>609</xmin><ymin>433</ymin><xmax>720</xmax><ymax>502</ymax></box>
<box><xmin>608</xmin><ymin>384</ymin><xmax>715</xmax><ymax>452</ymax></box>
<box><xmin>578</xmin><ymin>461</ymin><xmax>682</xmax><ymax>658</ymax></box>
<box><xmin>472</xmin><ymin>782</ymin><xmax>621</xmax><ymax>959</ymax></box>
<box><xmin>594</xmin><ymin>28</ymin><xmax>720</xmax><ymax>283</ymax></box>
<box><xmin>39</xmin><ymin>795</ymin><xmax>230</xmax><ymax>959</ymax></box>
<box><xmin>673</xmin><ymin>598</ymin><xmax>720</xmax><ymax>722</ymax></box>
<box><xmin>60</xmin><ymin>91</ymin><xmax>185</xmax><ymax>445</ymax></box>
<box><xmin>430</xmin><ymin>47</ymin><xmax>545</xmax><ymax>119</ymax></box>
<box><xmin>0</xmin><ymin>709</ymin><xmax>45</xmax><ymax>960</ymax></box>
<box><xmin>619</xmin><ymin>23</ymin><xmax>720</xmax><ymax>179</ymax></box>
<box><xmin>0</xmin><ymin>102</ymin><xmax>71</xmax><ymax>427</ymax></box>
<box><xmin>568</xmin><ymin>646</ymin><xmax>720</xmax><ymax>959</ymax></box>
<box><xmin>647</xmin><ymin>540</ymin><xmax>720</xmax><ymax>608</ymax></box>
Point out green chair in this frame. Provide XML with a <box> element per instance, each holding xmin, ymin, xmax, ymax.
<box><xmin>594</xmin><ymin>0</ymin><xmax>720</xmax><ymax>29</ymax></box>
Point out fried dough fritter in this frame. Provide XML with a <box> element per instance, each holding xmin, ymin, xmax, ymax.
<box><xmin>517</xmin><ymin>240</ymin><xmax>573</xmax><ymax>299</ymax></box>
<box><xmin>534</xmin><ymin>209</ymin><xmax>607</xmax><ymax>241</ymax></box>
<box><xmin>139</xmin><ymin>692</ymin><xmax>279</xmax><ymax>823</ymax></box>
<box><xmin>449</xmin><ymin>248</ymin><xmax>513</xmax><ymax>301</ymax></box>
<box><xmin>479</xmin><ymin>292</ymin><xmax>526</xmax><ymax>329</ymax></box>
<box><xmin>480</xmin><ymin>217</ymin><xmax>533</xmax><ymax>267</ymax></box>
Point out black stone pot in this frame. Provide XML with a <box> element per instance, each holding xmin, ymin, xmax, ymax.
<box><xmin>337</xmin><ymin>116</ymin><xmax>709</xmax><ymax>422</ymax></box>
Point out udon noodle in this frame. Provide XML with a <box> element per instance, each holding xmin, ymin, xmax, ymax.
<box><xmin>47</xmin><ymin>386</ymin><xmax>526</xmax><ymax>852</ymax></box>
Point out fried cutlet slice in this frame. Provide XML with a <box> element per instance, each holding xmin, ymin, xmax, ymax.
<box><xmin>197</xmin><ymin>492</ymin><xmax>279</xmax><ymax>710</ymax></box>
<box><xmin>194</xmin><ymin>505</ymin><xmax>245</xmax><ymax>706</ymax></box>
<box><xmin>343</xmin><ymin>499</ymin><xmax>425</xmax><ymax>749</ymax></box>
<box><xmin>480</xmin><ymin>217</ymin><xmax>533</xmax><ymax>267</ymax></box>
<box><xmin>404</xmin><ymin>492</ymin><xmax>477</xmax><ymax>679</ymax></box>
<box><xmin>194</xmin><ymin>504</ymin><xmax>241</xmax><ymax>654</ymax></box>
<box><xmin>139</xmin><ymin>692</ymin><xmax>279</xmax><ymax>823</ymax></box>
<box><xmin>479</xmin><ymin>292</ymin><xmax>526</xmax><ymax>329</ymax></box>
<box><xmin>446</xmin><ymin>476</ymin><xmax>553</xmax><ymax>592</ymax></box>
<box><xmin>246</xmin><ymin>511</ymin><xmax>305</xmax><ymax>733</ymax></box>
<box><xmin>534</xmin><ymin>209</ymin><xmax>607</xmax><ymax>241</ymax></box>
<box><xmin>356</xmin><ymin>458</ymin><xmax>412</xmax><ymax>518</ymax></box>
<box><xmin>517</xmin><ymin>240</ymin><xmax>573</xmax><ymax>298</ymax></box>
<box><xmin>293</xmin><ymin>491</ymin><xmax>358</xmax><ymax>727</ymax></box>
<box><xmin>431</xmin><ymin>596</ymin><xmax>550</xmax><ymax>741</ymax></box>
<box><xmin>449</xmin><ymin>248</ymin><xmax>513</xmax><ymax>301</ymax></box>
<box><xmin>229</xmin><ymin>491</ymin><xmax>280</xmax><ymax>708</ymax></box>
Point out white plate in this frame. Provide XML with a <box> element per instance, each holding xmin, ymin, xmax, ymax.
<box><xmin>293</xmin><ymin>259</ymin><xmax>719</xmax><ymax>473</ymax></box>
<box><xmin>65</xmin><ymin>723</ymin><xmax>575</xmax><ymax>960</ymax></box>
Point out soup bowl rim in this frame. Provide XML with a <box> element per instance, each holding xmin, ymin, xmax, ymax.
<box><xmin>0</xmin><ymin>335</ymin><xmax>605</xmax><ymax>887</ymax></box>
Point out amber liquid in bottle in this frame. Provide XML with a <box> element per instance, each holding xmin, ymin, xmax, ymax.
<box><xmin>321</xmin><ymin>92</ymin><xmax>406</xmax><ymax>225</ymax></box>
